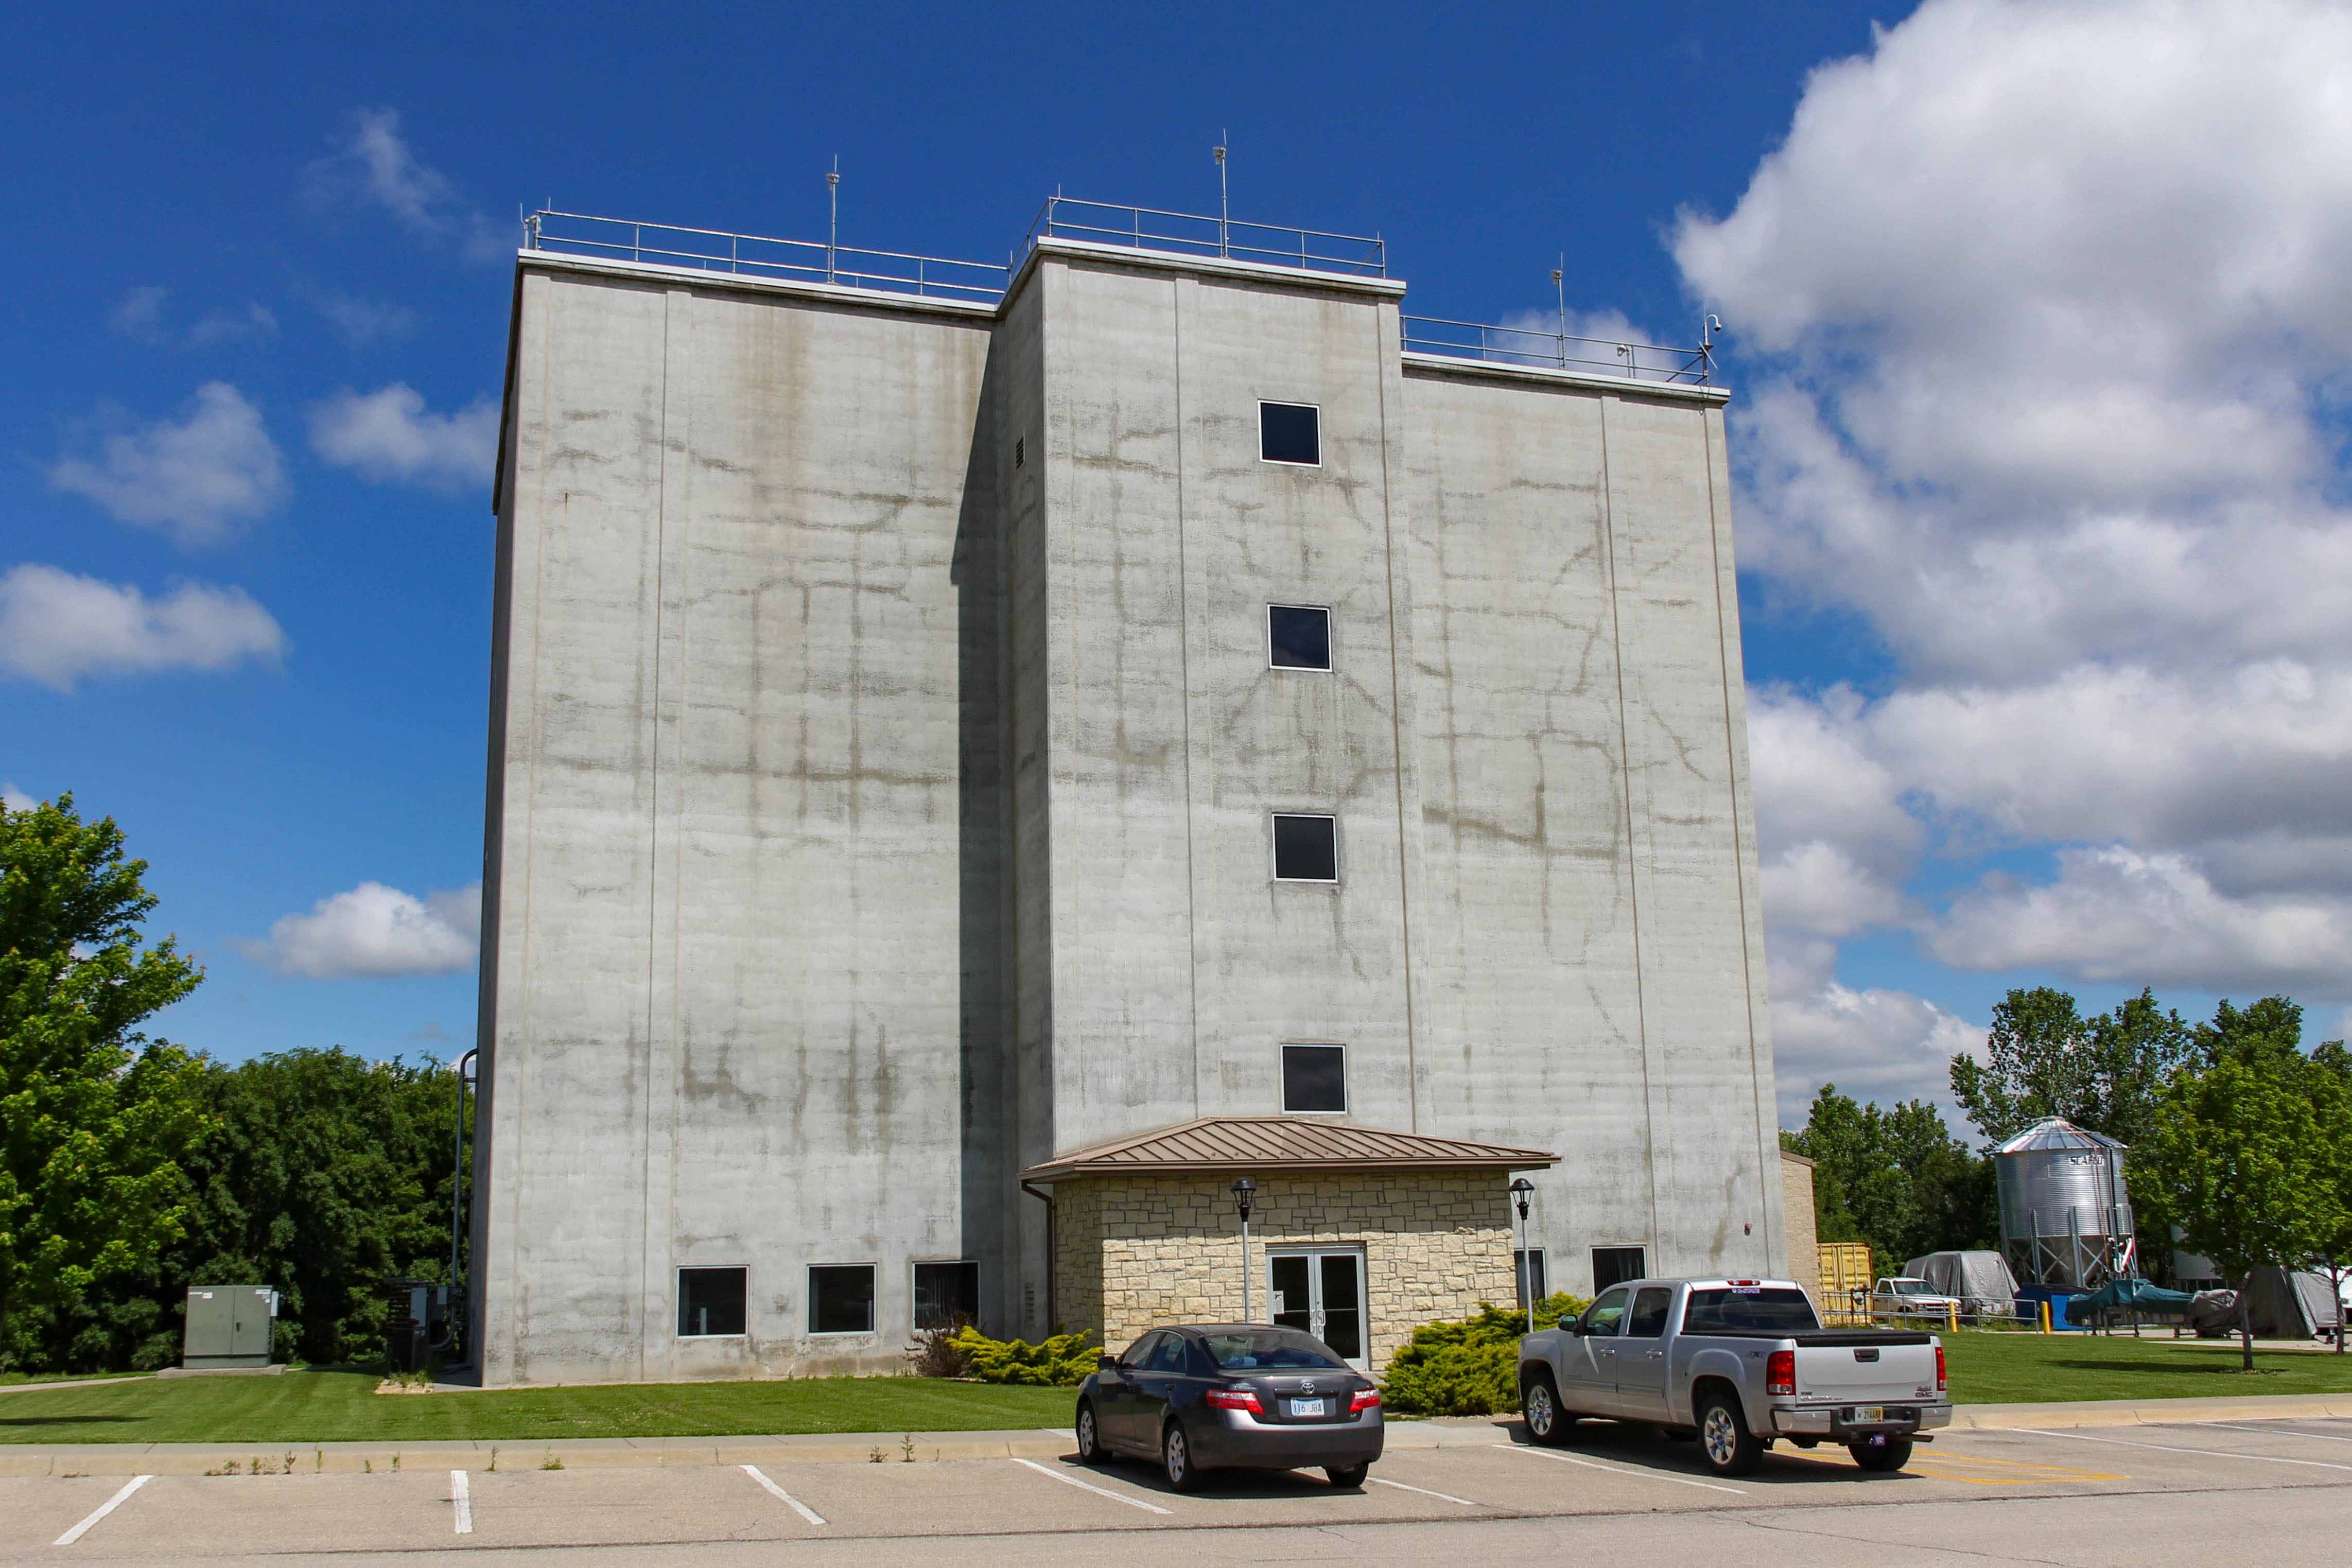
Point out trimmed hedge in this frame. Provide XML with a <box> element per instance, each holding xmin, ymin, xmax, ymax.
<box><xmin>1378</xmin><ymin>1293</ymin><xmax>1591</xmax><ymax>1416</ymax></box>
<box><xmin>950</xmin><ymin>1327</ymin><xmax>1099</xmax><ymax>1385</ymax></box>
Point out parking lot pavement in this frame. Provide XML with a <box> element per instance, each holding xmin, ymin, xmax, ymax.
<box><xmin>10</xmin><ymin>1416</ymin><xmax>2352</xmax><ymax>1564</ymax></box>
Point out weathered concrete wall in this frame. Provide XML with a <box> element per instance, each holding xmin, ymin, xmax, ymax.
<box><xmin>1400</xmin><ymin>361</ymin><xmax>1781</xmax><ymax>1294</ymax></box>
<box><xmin>1781</xmin><ymin>1151</ymin><xmax>1820</xmax><ymax>1303</ymax></box>
<box><xmin>1057</xmin><ymin>1172</ymin><xmax>1514</xmax><ymax>1371</ymax></box>
<box><xmin>480</xmin><ymin>262</ymin><xmax>1000</xmax><ymax>1383</ymax></box>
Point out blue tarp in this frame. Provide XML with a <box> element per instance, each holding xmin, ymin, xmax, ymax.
<box><xmin>2064</xmin><ymin>1278</ymin><xmax>2198</xmax><ymax>1326</ymax></box>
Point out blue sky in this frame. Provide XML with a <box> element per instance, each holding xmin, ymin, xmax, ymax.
<box><xmin>12</xmin><ymin>1</ymin><xmax>2350</xmax><ymax>1129</ymax></box>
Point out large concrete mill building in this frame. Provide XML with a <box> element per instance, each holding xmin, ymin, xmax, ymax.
<box><xmin>468</xmin><ymin>200</ymin><xmax>1782</xmax><ymax>1385</ymax></box>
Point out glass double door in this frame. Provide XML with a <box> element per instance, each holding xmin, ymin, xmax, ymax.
<box><xmin>1267</xmin><ymin>1248</ymin><xmax>1367</xmax><ymax>1369</ymax></box>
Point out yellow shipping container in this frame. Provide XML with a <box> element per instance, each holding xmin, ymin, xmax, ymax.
<box><xmin>1817</xmin><ymin>1241</ymin><xmax>1874</xmax><ymax>1326</ymax></box>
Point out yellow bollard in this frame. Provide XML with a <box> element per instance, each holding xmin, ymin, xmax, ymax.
<box><xmin>2040</xmin><ymin>1300</ymin><xmax>2053</xmax><ymax>1334</ymax></box>
<box><xmin>1949</xmin><ymin>1301</ymin><xmax>1959</xmax><ymax>1333</ymax></box>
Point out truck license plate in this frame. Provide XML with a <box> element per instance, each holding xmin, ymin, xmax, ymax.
<box><xmin>1856</xmin><ymin>1406</ymin><xmax>1885</xmax><ymax>1423</ymax></box>
<box><xmin>1290</xmin><ymin>1399</ymin><xmax>1327</xmax><ymax>1418</ymax></box>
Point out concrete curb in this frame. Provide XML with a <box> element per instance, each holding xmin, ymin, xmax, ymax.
<box><xmin>3</xmin><ymin>1395</ymin><xmax>2348</xmax><ymax>1477</ymax></box>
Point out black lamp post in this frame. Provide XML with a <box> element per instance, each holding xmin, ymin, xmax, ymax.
<box><xmin>1232</xmin><ymin>1178</ymin><xmax>1257</xmax><ymax>1321</ymax></box>
<box><xmin>1510</xmin><ymin>1178</ymin><xmax>1537</xmax><ymax>1333</ymax></box>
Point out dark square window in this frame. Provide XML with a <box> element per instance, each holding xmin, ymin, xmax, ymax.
<box><xmin>1281</xmin><ymin>1044</ymin><xmax>1347</xmax><ymax>1112</ymax></box>
<box><xmin>677</xmin><ymin>1267</ymin><xmax>746</xmax><ymax>1338</ymax></box>
<box><xmin>1260</xmin><ymin>402</ymin><xmax>1320</xmax><ymax>465</ymax></box>
<box><xmin>913</xmin><ymin>1261</ymin><xmax>980</xmax><ymax>1331</ymax></box>
<box><xmin>1591</xmin><ymin>1246</ymin><xmax>1647</xmax><ymax>1292</ymax></box>
<box><xmin>1515</xmin><ymin>1248</ymin><xmax>1547</xmax><ymax>1310</ymax></box>
<box><xmin>1268</xmin><ymin>605</ymin><xmax>1332</xmax><ymax>670</ymax></box>
<box><xmin>809</xmin><ymin>1264</ymin><xmax>876</xmax><ymax>1335</ymax></box>
<box><xmin>1271</xmin><ymin>814</ymin><xmax>1337</xmax><ymax>882</ymax></box>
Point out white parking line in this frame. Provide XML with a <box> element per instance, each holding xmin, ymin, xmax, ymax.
<box><xmin>450</xmin><ymin>1470</ymin><xmax>473</xmax><ymax>1535</ymax></box>
<box><xmin>1492</xmin><ymin>1443</ymin><xmax>1747</xmax><ymax>1494</ymax></box>
<box><xmin>741</xmin><ymin>1465</ymin><xmax>827</xmax><ymax>1526</ymax></box>
<box><xmin>1369</xmin><ymin>1475</ymin><xmax>1479</xmax><ymax>1506</ymax></box>
<box><xmin>1009</xmin><ymin>1457</ymin><xmax>1175</xmax><ymax>1515</ymax></box>
<box><xmin>2200</xmin><ymin>1421</ymin><xmax>2352</xmax><ymax>1444</ymax></box>
<box><xmin>53</xmin><ymin>1475</ymin><xmax>151</xmax><ymax>1546</ymax></box>
<box><xmin>2019</xmin><ymin>1428</ymin><xmax>2352</xmax><ymax>1471</ymax></box>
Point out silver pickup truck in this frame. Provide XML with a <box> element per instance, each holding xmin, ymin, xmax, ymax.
<box><xmin>1518</xmin><ymin>1276</ymin><xmax>1951</xmax><ymax>1476</ymax></box>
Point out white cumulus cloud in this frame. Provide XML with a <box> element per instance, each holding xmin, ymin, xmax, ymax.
<box><xmin>242</xmin><ymin>881</ymin><xmax>481</xmax><ymax>979</ymax></box>
<box><xmin>0</xmin><ymin>564</ymin><xmax>286</xmax><ymax>690</ymax></box>
<box><xmin>49</xmin><ymin>383</ymin><xmax>287</xmax><ymax>547</ymax></box>
<box><xmin>309</xmin><ymin>384</ymin><xmax>498</xmax><ymax>491</ymax></box>
<box><xmin>2</xmin><ymin>782</ymin><xmax>34</xmax><ymax>812</ymax></box>
<box><xmin>1767</xmin><ymin>937</ymin><xmax>1983</xmax><ymax>1126</ymax></box>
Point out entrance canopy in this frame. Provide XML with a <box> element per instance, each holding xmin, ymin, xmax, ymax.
<box><xmin>1021</xmin><ymin>1114</ymin><xmax>1557</xmax><ymax>1182</ymax></box>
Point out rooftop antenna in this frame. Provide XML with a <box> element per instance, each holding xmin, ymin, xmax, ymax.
<box><xmin>1213</xmin><ymin>131</ymin><xmax>1229</xmax><ymax>258</ymax></box>
<box><xmin>1553</xmin><ymin>254</ymin><xmax>1567</xmax><ymax>369</ymax></box>
<box><xmin>826</xmin><ymin>156</ymin><xmax>841</xmax><ymax>284</ymax></box>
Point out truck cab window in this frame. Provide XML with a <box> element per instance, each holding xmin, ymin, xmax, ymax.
<box><xmin>1624</xmin><ymin>1287</ymin><xmax>1673</xmax><ymax>1338</ymax></box>
<box><xmin>1578</xmin><ymin>1286</ymin><xmax>1631</xmax><ymax>1336</ymax></box>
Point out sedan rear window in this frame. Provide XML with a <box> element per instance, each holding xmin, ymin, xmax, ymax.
<box><xmin>1200</xmin><ymin>1329</ymin><xmax>1346</xmax><ymax>1370</ymax></box>
<box><xmin>1682</xmin><ymin>1288</ymin><xmax>1821</xmax><ymax>1333</ymax></box>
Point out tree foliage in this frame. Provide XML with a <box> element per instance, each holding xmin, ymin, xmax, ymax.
<box><xmin>0</xmin><ymin>794</ymin><xmax>211</xmax><ymax>1372</ymax></box>
<box><xmin>1783</xmin><ymin>1086</ymin><xmax>1994</xmax><ymax>1278</ymax></box>
<box><xmin>1950</xmin><ymin>987</ymin><xmax>2191</xmax><ymax>1149</ymax></box>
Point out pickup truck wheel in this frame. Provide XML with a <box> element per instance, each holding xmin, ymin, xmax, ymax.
<box><xmin>1521</xmin><ymin>1371</ymin><xmax>1574</xmax><ymax>1446</ymax></box>
<box><xmin>1850</xmin><ymin>1437</ymin><xmax>1913</xmax><ymax>1472</ymax></box>
<box><xmin>1696</xmin><ymin>1391</ymin><xmax>1764</xmax><ymax>1477</ymax></box>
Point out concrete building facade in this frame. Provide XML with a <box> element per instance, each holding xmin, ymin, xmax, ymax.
<box><xmin>472</xmin><ymin>207</ymin><xmax>1781</xmax><ymax>1385</ymax></box>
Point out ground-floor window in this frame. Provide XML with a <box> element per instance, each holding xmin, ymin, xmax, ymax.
<box><xmin>913</xmin><ymin>1261</ymin><xmax>979</xmax><ymax>1330</ymax></box>
<box><xmin>1515</xmin><ymin>1247</ymin><xmax>1548</xmax><ymax>1308</ymax></box>
<box><xmin>677</xmin><ymin>1266</ymin><xmax>747</xmax><ymax>1338</ymax></box>
<box><xmin>809</xmin><ymin>1264</ymin><xmax>877</xmax><ymax>1334</ymax></box>
<box><xmin>1591</xmin><ymin>1245</ymin><xmax>1647</xmax><ymax>1292</ymax></box>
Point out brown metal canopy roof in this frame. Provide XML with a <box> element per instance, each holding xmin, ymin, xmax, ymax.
<box><xmin>1020</xmin><ymin>1115</ymin><xmax>1558</xmax><ymax>1183</ymax></box>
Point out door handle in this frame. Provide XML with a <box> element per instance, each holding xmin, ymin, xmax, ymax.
<box><xmin>1648</xmin><ymin>1351</ymin><xmax>1664</xmax><ymax>1361</ymax></box>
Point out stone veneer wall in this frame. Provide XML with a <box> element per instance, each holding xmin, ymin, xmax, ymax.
<box><xmin>1051</xmin><ymin>1171</ymin><xmax>1518</xmax><ymax>1372</ymax></box>
<box><xmin>1779</xmin><ymin>1150</ymin><xmax>1820</xmax><ymax>1304</ymax></box>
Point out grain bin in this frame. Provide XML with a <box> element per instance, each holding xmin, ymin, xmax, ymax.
<box><xmin>1995</xmin><ymin>1117</ymin><xmax>2134</xmax><ymax>1289</ymax></box>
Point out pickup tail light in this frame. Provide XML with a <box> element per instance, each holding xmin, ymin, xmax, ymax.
<box><xmin>1936</xmin><ymin>1344</ymin><xmax>1947</xmax><ymax>1392</ymax></box>
<box><xmin>1350</xmin><ymin>1388</ymin><xmax>1381</xmax><ymax>1414</ymax></box>
<box><xmin>1205</xmin><ymin>1387</ymin><xmax>1263</xmax><ymax>1414</ymax></box>
<box><xmin>1766</xmin><ymin>1349</ymin><xmax>1796</xmax><ymax>1397</ymax></box>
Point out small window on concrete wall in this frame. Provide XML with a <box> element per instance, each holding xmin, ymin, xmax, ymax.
<box><xmin>1260</xmin><ymin>402</ymin><xmax>1320</xmax><ymax>465</ymax></box>
<box><xmin>1272</xmin><ymin>814</ymin><xmax>1338</xmax><ymax>882</ymax></box>
<box><xmin>677</xmin><ymin>1267</ymin><xmax>747</xmax><ymax>1338</ymax></box>
<box><xmin>913</xmin><ymin>1261</ymin><xmax>980</xmax><ymax>1330</ymax></box>
<box><xmin>1281</xmin><ymin>1044</ymin><xmax>1347</xmax><ymax>1113</ymax></box>
<box><xmin>809</xmin><ymin>1264</ymin><xmax>877</xmax><ymax>1335</ymax></box>
<box><xmin>1591</xmin><ymin>1246</ymin><xmax>1647</xmax><ymax>1292</ymax></box>
<box><xmin>1268</xmin><ymin>604</ymin><xmax>1332</xmax><ymax>671</ymax></box>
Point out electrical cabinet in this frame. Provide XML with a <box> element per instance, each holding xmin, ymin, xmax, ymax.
<box><xmin>182</xmin><ymin>1285</ymin><xmax>275</xmax><ymax>1370</ymax></box>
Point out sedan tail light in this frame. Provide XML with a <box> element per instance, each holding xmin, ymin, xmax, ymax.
<box><xmin>1766</xmin><ymin>1349</ymin><xmax>1796</xmax><ymax>1397</ymax></box>
<box><xmin>1349</xmin><ymin>1388</ymin><xmax>1381</xmax><ymax>1414</ymax></box>
<box><xmin>1936</xmin><ymin>1344</ymin><xmax>1947</xmax><ymax>1392</ymax></box>
<box><xmin>1205</xmin><ymin>1387</ymin><xmax>1264</xmax><ymax>1414</ymax></box>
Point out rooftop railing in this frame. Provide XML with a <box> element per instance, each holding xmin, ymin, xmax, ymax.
<box><xmin>519</xmin><ymin>207</ymin><xmax>1713</xmax><ymax>384</ymax></box>
<box><xmin>1400</xmin><ymin>315</ymin><xmax>1716</xmax><ymax>386</ymax></box>
<box><xmin>522</xmin><ymin>210</ymin><xmax>1010</xmax><ymax>303</ymax></box>
<box><xmin>1014</xmin><ymin>196</ymin><xmax>1388</xmax><ymax>277</ymax></box>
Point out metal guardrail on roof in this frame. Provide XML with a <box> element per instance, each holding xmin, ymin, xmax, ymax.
<box><xmin>1014</xmin><ymin>195</ymin><xmax>1388</xmax><ymax>278</ymax></box>
<box><xmin>520</xmin><ymin>206</ymin><xmax>1711</xmax><ymax>382</ymax></box>
<box><xmin>521</xmin><ymin>210</ymin><xmax>1011</xmax><ymax>303</ymax></box>
<box><xmin>1400</xmin><ymin>314</ymin><xmax>1716</xmax><ymax>386</ymax></box>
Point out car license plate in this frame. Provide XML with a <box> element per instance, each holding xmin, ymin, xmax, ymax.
<box><xmin>1290</xmin><ymin>1398</ymin><xmax>1327</xmax><ymax>1418</ymax></box>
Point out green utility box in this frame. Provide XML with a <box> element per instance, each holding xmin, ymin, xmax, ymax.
<box><xmin>182</xmin><ymin>1285</ymin><xmax>276</xmax><ymax>1370</ymax></box>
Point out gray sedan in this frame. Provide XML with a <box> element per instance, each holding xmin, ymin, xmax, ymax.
<box><xmin>1075</xmin><ymin>1325</ymin><xmax>1384</xmax><ymax>1491</ymax></box>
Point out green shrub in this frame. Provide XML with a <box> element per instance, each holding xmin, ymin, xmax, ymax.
<box><xmin>951</xmin><ymin>1327</ymin><xmax>1098</xmax><ymax>1385</ymax></box>
<box><xmin>1379</xmin><ymin>1293</ymin><xmax>1590</xmax><ymax>1417</ymax></box>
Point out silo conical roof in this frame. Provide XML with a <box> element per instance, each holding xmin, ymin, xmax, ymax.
<box><xmin>1994</xmin><ymin>1116</ymin><xmax>2128</xmax><ymax>1155</ymax></box>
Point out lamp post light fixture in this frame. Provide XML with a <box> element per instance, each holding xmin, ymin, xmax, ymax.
<box><xmin>1509</xmin><ymin>1178</ymin><xmax>1537</xmax><ymax>1334</ymax></box>
<box><xmin>1232</xmin><ymin>1178</ymin><xmax>1257</xmax><ymax>1322</ymax></box>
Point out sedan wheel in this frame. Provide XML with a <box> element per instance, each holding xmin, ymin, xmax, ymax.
<box><xmin>1075</xmin><ymin>1402</ymin><xmax>1105</xmax><ymax>1464</ymax></box>
<box><xmin>1162</xmin><ymin>1421</ymin><xmax>1200</xmax><ymax>1492</ymax></box>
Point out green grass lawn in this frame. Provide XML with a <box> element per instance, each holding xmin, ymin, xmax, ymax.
<box><xmin>1943</xmin><ymin>1330</ymin><xmax>2352</xmax><ymax>1404</ymax></box>
<box><xmin>0</xmin><ymin>1369</ymin><xmax>1076</xmax><ymax>1445</ymax></box>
